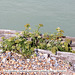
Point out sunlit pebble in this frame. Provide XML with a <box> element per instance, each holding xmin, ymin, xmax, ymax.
<box><xmin>47</xmin><ymin>58</ymin><xmax>51</xmax><ymax>63</ymax></box>
<box><xmin>2</xmin><ymin>58</ymin><xmax>7</xmax><ymax>63</ymax></box>
<box><xmin>26</xmin><ymin>59</ymin><xmax>30</xmax><ymax>62</ymax></box>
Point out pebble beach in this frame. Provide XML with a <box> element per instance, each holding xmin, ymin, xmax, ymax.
<box><xmin>0</xmin><ymin>51</ymin><xmax>74</xmax><ymax>75</ymax></box>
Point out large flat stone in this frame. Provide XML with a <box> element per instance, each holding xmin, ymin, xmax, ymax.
<box><xmin>36</xmin><ymin>49</ymin><xmax>75</xmax><ymax>72</ymax></box>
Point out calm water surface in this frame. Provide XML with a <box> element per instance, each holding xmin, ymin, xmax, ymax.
<box><xmin>0</xmin><ymin>0</ymin><xmax>75</xmax><ymax>36</ymax></box>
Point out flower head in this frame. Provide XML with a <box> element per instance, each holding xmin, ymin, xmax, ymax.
<box><xmin>47</xmin><ymin>43</ymin><xmax>51</xmax><ymax>47</ymax></box>
<box><xmin>59</xmin><ymin>38</ymin><xmax>61</xmax><ymax>41</ymax></box>
<box><xmin>24</xmin><ymin>24</ymin><xmax>30</xmax><ymax>28</ymax></box>
<box><xmin>29</xmin><ymin>28</ymin><xmax>31</xmax><ymax>30</ymax></box>
<box><xmin>38</xmin><ymin>36</ymin><xmax>41</xmax><ymax>39</ymax></box>
<box><xmin>15</xmin><ymin>32</ymin><xmax>19</xmax><ymax>35</ymax></box>
<box><xmin>62</xmin><ymin>45</ymin><xmax>65</xmax><ymax>48</ymax></box>
<box><xmin>15</xmin><ymin>39</ymin><xmax>19</xmax><ymax>43</ymax></box>
<box><xmin>39</xmin><ymin>24</ymin><xmax>43</xmax><ymax>27</ymax></box>
<box><xmin>51</xmin><ymin>34</ymin><xmax>54</xmax><ymax>36</ymax></box>
<box><xmin>12</xmin><ymin>46</ymin><xmax>15</xmax><ymax>49</ymax></box>
<box><xmin>1</xmin><ymin>37</ymin><xmax>5</xmax><ymax>39</ymax></box>
<box><xmin>20</xmin><ymin>31</ymin><xmax>24</xmax><ymax>34</ymax></box>
<box><xmin>56</xmin><ymin>27</ymin><xmax>60</xmax><ymax>30</ymax></box>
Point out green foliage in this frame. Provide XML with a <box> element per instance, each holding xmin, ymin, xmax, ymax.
<box><xmin>72</xmin><ymin>50</ymin><xmax>75</xmax><ymax>53</ymax></box>
<box><xmin>64</xmin><ymin>42</ymin><xmax>69</xmax><ymax>52</ymax></box>
<box><xmin>65</xmin><ymin>38</ymin><xmax>71</xmax><ymax>44</ymax></box>
<box><xmin>0</xmin><ymin>24</ymin><xmax>73</xmax><ymax>59</ymax></box>
<box><xmin>51</xmin><ymin>46</ymin><xmax>58</xmax><ymax>54</ymax></box>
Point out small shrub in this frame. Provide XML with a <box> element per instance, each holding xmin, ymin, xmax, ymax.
<box><xmin>0</xmin><ymin>24</ymin><xmax>73</xmax><ymax>58</ymax></box>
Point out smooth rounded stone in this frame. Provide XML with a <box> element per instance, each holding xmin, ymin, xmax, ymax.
<box><xmin>50</xmin><ymin>63</ymin><xmax>52</xmax><ymax>67</ymax></box>
<box><xmin>40</xmin><ymin>55</ymin><xmax>45</xmax><ymax>59</ymax></box>
<box><xmin>2</xmin><ymin>58</ymin><xmax>7</xmax><ymax>63</ymax></box>
<box><xmin>47</xmin><ymin>58</ymin><xmax>51</xmax><ymax>63</ymax></box>
<box><xmin>1</xmin><ymin>54</ymin><xmax>6</xmax><ymax>58</ymax></box>
<box><xmin>11</xmin><ymin>58</ymin><xmax>17</xmax><ymax>62</ymax></box>
<box><xmin>32</xmin><ymin>65</ymin><xmax>38</xmax><ymax>69</ymax></box>
<box><xmin>42</xmin><ymin>62</ymin><xmax>46</xmax><ymax>65</ymax></box>
<box><xmin>14</xmin><ymin>65</ymin><xmax>17</xmax><ymax>69</ymax></box>
<box><xmin>16</xmin><ymin>64</ymin><xmax>20</xmax><ymax>67</ymax></box>
<box><xmin>7</xmin><ymin>52</ymin><xmax>12</xmax><ymax>57</ymax></box>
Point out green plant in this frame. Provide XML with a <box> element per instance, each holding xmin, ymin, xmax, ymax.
<box><xmin>51</xmin><ymin>46</ymin><xmax>58</xmax><ymax>54</ymax></box>
<box><xmin>65</xmin><ymin>38</ymin><xmax>71</xmax><ymax>44</ymax></box>
<box><xmin>0</xmin><ymin>24</ymin><xmax>73</xmax><ymax>59</ymax></box>
<box><xmin>72</xmin><ymin>50</ymin><xmax>75</xmax><ymax>53</ymax></box>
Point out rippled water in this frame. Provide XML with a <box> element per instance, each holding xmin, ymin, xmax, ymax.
<box><xmin>0</xmin><ymin>0</ymin><xmax>75</xmax><ymax>36</ymax></box>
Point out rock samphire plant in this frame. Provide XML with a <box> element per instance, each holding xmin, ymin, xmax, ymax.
<box><xmin>0</xmin><ymin>24</ymin><xmax>72</xmax><ymax>58</ymax></box>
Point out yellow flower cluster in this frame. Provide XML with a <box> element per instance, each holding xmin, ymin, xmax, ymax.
<box><xmin>47</xmin><ymin>43</ymin><xmax>51</xmax><ymax>47</ymax></box>
<box><xmin>24</xmin><ymin>24</ymin><xmax>30</xmax><ymax>28</ymax></box>
<box><xmin>15</xmin><ymin>39</ymin><xmax>19</xmax><ymax>43</ymax></box>
<box><xmin>39</xmin><ymin>24</ymin><xmax>43</xmax><ymax>27</ymax></box>
<box><xmin>38</xmin><ymin>36</ymin><xmax>41</xmax><ymax>39</ymax></box>
<box><xmin>12</xmin><ymin>46</ymin><xmax>15</xmax><ymax>49</ymax></box>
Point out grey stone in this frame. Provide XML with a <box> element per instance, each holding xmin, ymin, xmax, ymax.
<box><xmin>73</xmin><ymin>64</ymin><xmax>75</xmax><ymax>72</ymax></box>
<box><xmin>41</xmin><ymin>56</ymin><xmax>45</xmax><ymax>59</ymax></box>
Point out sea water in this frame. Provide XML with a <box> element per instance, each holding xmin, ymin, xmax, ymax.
<box><xmin>0</xmin><ymin>0</ymin><xmax>75</xmax><ymax>36</ymax></box>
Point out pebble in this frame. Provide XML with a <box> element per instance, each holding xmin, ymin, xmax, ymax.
<box><xmin>11</xmin><ymin>58</ymin><xmax>16</xmax><ymax>61</ymax></box>
<box><xmin>0</xmin><ymin>49</ymin><xmax>3</xmax><ymax>53</ymax></box>
<box><xmin>51</xmin><ymin>57</ymin><xmax>56</xmax><ymax>60</ymax></box>
<box><xmin>27</xmin><ymin>59</ymin><xmax>30</xmax><ymax>62</ymax></box>
<box><xmin>2</xmin><ymin>58</ymin><xmax>7</xmax><ymax>63</ymax></box>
